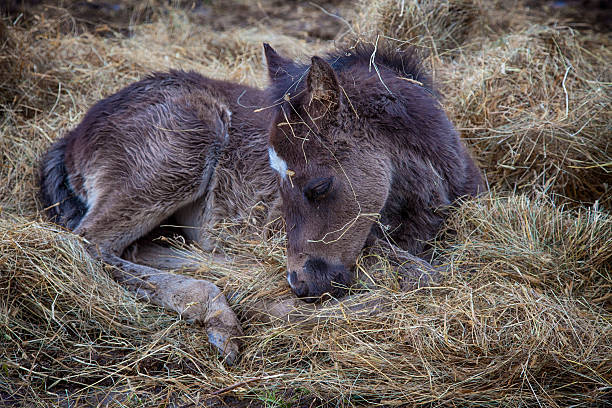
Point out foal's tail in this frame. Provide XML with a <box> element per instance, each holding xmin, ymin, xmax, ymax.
<box><xmin>39</xmin><ymin>138</ymin><xmax>87</xmax><ymax>230</ymax></box>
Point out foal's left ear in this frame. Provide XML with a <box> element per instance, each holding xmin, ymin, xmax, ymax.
<box><xmin>263</xmin><ymin>43</ymin><xmax>293</xmax><ymax>82</ymax></box>
<box><xmin>306</xmin><ymin>56</ymin><xmax>342</xmax><ymax>115</ymax></box>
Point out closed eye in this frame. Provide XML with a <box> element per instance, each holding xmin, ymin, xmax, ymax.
<box><xmin>304</xmin><ymin>177</ymin><xmax>333</xmax><ymax>201</ymax></box>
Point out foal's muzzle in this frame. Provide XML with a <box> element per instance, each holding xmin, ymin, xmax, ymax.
<box><xmin>287</xmin><ymin>258</ymin><xmax>352</xmax><ymax>303</ymax></box>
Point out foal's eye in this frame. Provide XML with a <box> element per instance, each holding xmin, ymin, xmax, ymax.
<box><xmin>304</xmin><ymin>177</ymin><xmax>333</xmax><ymax>201</ymax></box>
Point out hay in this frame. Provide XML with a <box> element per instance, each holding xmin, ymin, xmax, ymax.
<box><xmin>442</xmin><ymin>25</ymin><xmax>611</xmax><ymax>208</ymax></box>
<box><xmin>1</xmin><ymin>1</ymin><xmax>611</xmax><ymax>406</ymax></box>
<box><xmin>352</xmin><ymin>0</ymin><xmax>530</xmax><ymax>55</ymax></box>
<box><xmin>441</xmin><ymin>195</ymin><xmax>612</xmax><ymax>305</ymax></box>
<box><xmin>0</xmin><ymin>216</ymin><xmax>243</xmax><ymax>406</ymax></box>
<box><xmin>1</xmin><ymin>203</ymin><xmax>610</xmax><ymax>405</ymax></box>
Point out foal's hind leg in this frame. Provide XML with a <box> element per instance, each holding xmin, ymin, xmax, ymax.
<box><xmin>68</xmin><ymin>103</ymin><xmax>241</xmax><ymax>362</ymax></box>
<box><xmin>74</xmin><ymin>201</ymin><xmax>242</xmax><ymax>364</ymax></box>
<box><xmin>124</xmin><ymin>240</ymin><xmax>203</xmax><ymax>271</ymax></box>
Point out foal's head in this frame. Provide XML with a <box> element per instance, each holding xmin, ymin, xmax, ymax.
<box><xmin>263</xmin><ymin>44</ymin><xmax>436</xmax><ymax>302</ymax></box>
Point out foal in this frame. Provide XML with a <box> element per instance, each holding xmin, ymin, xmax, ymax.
<box><xmin>40</xmin><ymin>43</ymin><xmax>483</xmax><ymax>363</ymax></box>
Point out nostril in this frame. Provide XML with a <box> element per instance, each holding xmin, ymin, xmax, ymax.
<box><xmin>293</xmin><ymin>281</ymin><xmax>309</xmax><ymax>298</ymax></box>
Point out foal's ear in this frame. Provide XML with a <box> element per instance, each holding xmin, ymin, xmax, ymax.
<box><xmin>306</xmin><ymin>56</ymin><xmax>342</xmax><ymax>115</ymax></box>
<box><xmin>263</xmin><ymin>43</ymin><xmax>292</xmax><ymax>81</ymax></box>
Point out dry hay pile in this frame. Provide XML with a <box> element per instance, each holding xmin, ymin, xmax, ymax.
<box><xmin>1</xmin><ymin>1</ymin><xmax>611</xmax><ymax>406</ymax></box>
<box><xmin>352</xmin><ymin>0</ymin><xmax>529</xmax><ymax>54</ymax></box>
<box><xmin>2</xmin><ymin>200</ymin><xmax>610</xmax><ymax>406</ymax></box>
<box><xmin>442</xmin><ymin>26</ymin><xmax>611</xmax><ymax>208</ymax></box>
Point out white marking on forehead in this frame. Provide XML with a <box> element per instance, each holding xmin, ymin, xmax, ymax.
<box><xmin>268</xmin><ymin>147</ymin><xmax>288</xmax><ymax>180</ymax></box>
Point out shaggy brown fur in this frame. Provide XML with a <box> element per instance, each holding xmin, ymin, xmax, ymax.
<box><xmin>39</xmin><ymin>43</ymin><xmax>483</xmax><ymax>363</ymax></box>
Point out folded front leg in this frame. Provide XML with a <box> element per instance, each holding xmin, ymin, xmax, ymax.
<box><xmin>361</xmin><ymin>238</ymin><xmax>444</xmax><ymax>290</ymax></box>
<box><xmin>244</xmin><ymin>293</ymin><xmax>391</xmax><ymax>326</ymax></box>
<box><xmin>244</xmin><ymin>239</ymin><xmax>445</xmax><ymax>327</ymax></box>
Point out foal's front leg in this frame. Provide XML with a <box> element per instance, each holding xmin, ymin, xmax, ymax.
<box><xmin>245</xmin><ymin>239</ymin><xmax>443</xmax><ymax>326</ymax></box>
<box><xmin>360</xmin><ymin>238</ymin><xmax>444</xmax><ymax>290</ymax></box>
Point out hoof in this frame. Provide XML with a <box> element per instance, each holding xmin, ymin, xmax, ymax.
<box><xmin>397</xmin><ymin>258</ymin><xmax>443</xmax><ymax>290</ymax></box>
<box><xmin>207</xmin><ymin>327</ymin><xmax>241</xmax><ymax>365</ymax></box>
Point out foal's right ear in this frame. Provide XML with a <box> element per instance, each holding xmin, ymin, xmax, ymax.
<box><xmin>263</xmin><ymin>43</ymin><xmax>292</xmax><ymax>81</ymax></box>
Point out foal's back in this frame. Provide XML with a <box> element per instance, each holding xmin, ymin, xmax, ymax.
<box><xmin>40</xmin><ymin>71</ymin><xmax>265</xmax><ymax>238</ymax></box>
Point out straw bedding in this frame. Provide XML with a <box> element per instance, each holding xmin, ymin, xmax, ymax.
<box><xmin>1</xmin><ymin>1</ymin><xmax>610</xmax><ymax>406</ymax></box>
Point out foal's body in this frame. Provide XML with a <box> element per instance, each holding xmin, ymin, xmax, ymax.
<box><xmin>40</xmin><ymin>44</ymin><xmax>483</xmax><ymax>363</ymax></box>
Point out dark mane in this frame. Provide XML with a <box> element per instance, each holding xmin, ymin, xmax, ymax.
<box><xmin>266</xmin><ymin>43</ymin><xmax>435</xmax><ymax>105</ymax></box>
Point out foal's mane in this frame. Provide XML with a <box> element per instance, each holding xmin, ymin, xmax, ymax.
<box><xmin>267</xmin><ymin>43</ymin><xmax>435</xmax><ymax>106</ymax></box>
